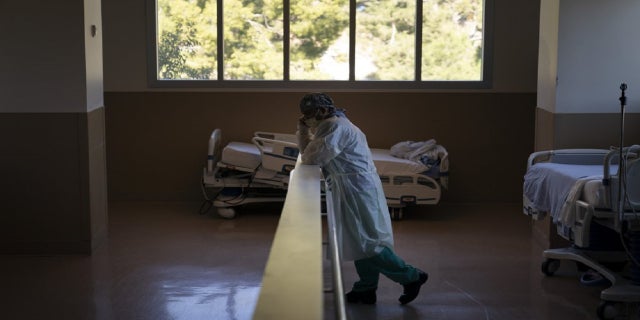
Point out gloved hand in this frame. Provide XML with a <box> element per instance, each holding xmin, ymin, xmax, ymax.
<box><xmin>297</xmin><ymin>116</ymin><xmax>310</xmax><ymax>133</ymax></box>
<box><xmin>296</xmin><ymin>116</ymin><xmax>311</xmax><ymax>153</ymax></box>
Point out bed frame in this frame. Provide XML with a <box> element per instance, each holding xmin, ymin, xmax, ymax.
<box><xmin>523</xmin><ymin>146</ymin><xmax>640</xmax><ymax>319</ymax></box>
<box><xmin>201</xmin><ymin>129</ymin><xmax>448</xmax><ymax>220</ymax></box>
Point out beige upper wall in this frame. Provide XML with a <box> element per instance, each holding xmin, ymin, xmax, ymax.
<box><xmin>1</xmin><ymin>1</ymin><xmax>91</xmax><ymax>113</ymax></box>
<box><xmin>85</xmin><ymin>0</ymin><xmax>105</xmax><ymax>112</ymax></box>
<box><xmin>538</xmin><ymin>0</ymin><xmax>640</xmax><ymax>115</ymax></box>
<box><xmin>536</xmin><ymin>0</ymin><xmax>559</xmax><ymax>113</ymax></box>
<box><xmin>556</xmin><ymin>0</ymin><xmax>640</xmax><ymax>114</ymax></box>
<box><xmin>102</xmin><ymin>0</ymin><xmax>540</xmax><ymax>93</ymax></box>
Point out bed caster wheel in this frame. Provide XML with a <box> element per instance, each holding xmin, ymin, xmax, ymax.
<box><xmin>597</xmin><ymin>301</ymin><xmax>620</xmax><ymax>320</ymax></box>
<box><xmin>541</xmin><ymin>258</ymin><xmax>560</xmax><ymax>276</ymax></box>
<box><xmin>389</xmin><ymin>207</ymin><xmax>403</xmax><ymax>220</ymax></box>
<box><xmin>217</xmin><ymin>207</ymin><xmax>237</xmax><ymax>219</ymax></box>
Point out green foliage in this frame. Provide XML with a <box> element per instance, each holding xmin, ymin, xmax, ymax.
<box><xmin>222</xmin><ymin>0</ymin><xmax>284</xmax><ymax>79</ymax></box>
<box><xmin>421</xmin><ymin>0</ymin><xmax>483</xmax><ymax>80</ymax></box>
<box><xmin>155</xmin><ymin>0</ymin><xmax>484</xmax><ymax>81</ymax></box>
<box><xmin>290</xmin><ymin>0</ymin><xmax>349</xmax><ymax>80</ymax></box>
<box><xmin>356</xmin><ymin>0</ymin><xmax>417</xmax><ymax>80</ymax></box>
<box><xmin>158</xmin><ymin>0</ymin><xmax>216</xmax><ymax>79</ymax></box>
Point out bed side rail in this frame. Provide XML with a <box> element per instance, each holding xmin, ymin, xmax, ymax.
<box><xmin>604</xmin><ymin>145</ymin><xmax>640</xmax><ymax>214</ymax></box>
<box><xmin>206</xmin><ymin>129</ymin><xmax>222</xmax><ymax>175</ymax></box>
<box><xmin>252</xmin><ymin>136</ymin><xmax>299</xmax><ymax>151</ymax></box>
<box><xmin>603</xmin><ymin>145</ymin><xmax>640</xmax><ymax>180</ymax></box>
<box><xmin>254</xmin><ymin>131</ymin><xmax>298</xmax><ymax>144</ymax></box>
<box><xmin>527</xmin><ymin>148</ymin><xmax>609</xmax><ymax>168</ymax></box>
<box><xmin>379</xmin><ymin>172</ymin><xmax>442</xmax><ymax>191</ymax></box>
<box><xmin>627</xmin><ymin>155</ymin><xmax>640</xmax><ymax>212</ymax></box>
<box><xmin>252</xmin><ymin>136</ymin><xmax>300</xmax><ymax>173</ymax></box>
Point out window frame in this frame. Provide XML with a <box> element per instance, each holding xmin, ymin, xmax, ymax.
<box><xmin>146</xmin><ymin>0</ymin><xmax>494</xmax><ymax>90</ymax></box>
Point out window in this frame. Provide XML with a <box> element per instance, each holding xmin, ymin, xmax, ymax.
<box><xmin>148</xmin><ymin>0</ymin><xmax>493</xmax><ymax>89</ymax></box>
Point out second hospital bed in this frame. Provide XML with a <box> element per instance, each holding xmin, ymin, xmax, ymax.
<box><xmin>522</xmin><ymin>145</ymin><xmax>640</xmax><ymax>319</ymax></box>
<box><xmin>201</xmin><ymin>129</ymin><xmax>449</xmax><ymax>220</ymax></box>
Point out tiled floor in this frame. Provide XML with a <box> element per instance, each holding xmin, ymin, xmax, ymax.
<box><xmin>0</xmin><ymin>202</ymin><xmax>631</xmax><ymax>319</ymax></box>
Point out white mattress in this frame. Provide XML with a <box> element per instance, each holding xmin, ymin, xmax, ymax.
<box><xmin>221</xmin><ymin>142</ymin><xmax>261</xmax><ymax>170</ymax></box>
<box><xmin>370</xmin><ymin>148</ymin><xmax>428</xmax><ymax>174</ymax></box>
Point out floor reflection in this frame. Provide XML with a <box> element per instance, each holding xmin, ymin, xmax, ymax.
<box><xmin>0</xmin><ymin>202</ymin><xmax>615</xmax><ymax>320</ymax></box>
<box><xmin>162</xmin><ymin>278</ymin><xmax>260</xmax><ymax>320</ymax></box>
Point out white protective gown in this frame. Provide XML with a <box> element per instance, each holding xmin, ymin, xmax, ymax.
<box><xmin>298</xmin><ymin>116</ymin><xmax>394</xmax><ymax>261</ymax></box>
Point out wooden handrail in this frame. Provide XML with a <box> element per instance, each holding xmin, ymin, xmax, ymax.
<box><xmin>253</xmin><ymin>159</ymin><xmax>324</xmax><ymax>320</ymax></box>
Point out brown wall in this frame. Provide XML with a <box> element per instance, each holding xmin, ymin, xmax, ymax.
<box><xmin>105</xmin><ymin>91</ymin><xmax>536</xmax><ymax>203</ymax></box>
<box><xmin>554</xmin><ymin>113</ymin><xmax>640</xmax><ymax>149</ymax></box>
<box><xmin>0</xmin><ymin>108</ymin><xmax>108</xmax><ymax>254</ymax></box>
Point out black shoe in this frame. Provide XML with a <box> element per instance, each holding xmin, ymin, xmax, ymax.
<box><xmin>346</xmin><ymin>289</ymin><xmax>377</xmax><ymax>304</ymax></box>
<box><xmin>399</xmin><ymin>271</ymin><xmax>428</xmax><ymax>305</ymax></box>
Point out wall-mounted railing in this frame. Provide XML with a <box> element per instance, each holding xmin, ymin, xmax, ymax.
<box><xmin>253</xmin><ymin>159</ymin><xmax>346</xmax><ymax>320</ymax></box>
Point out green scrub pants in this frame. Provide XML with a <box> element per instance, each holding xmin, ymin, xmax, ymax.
<box><xmin>352</xmin><ymin>247</ymin><xmax>420</xmax><ymax>291</ymax></box>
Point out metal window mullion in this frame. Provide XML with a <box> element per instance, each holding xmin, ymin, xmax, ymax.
<box><xmin>415</xmin><ymin>0</ymin><xmax>423</xmax><ymax>81</ymax></box>
<box><xmin>349</xmin><ymin>0</ymin><xmax>356</xmax><ymax>81</ymax></box>
<box><xmin>284</xmin><ymin>0</ymin><xmax>290</xmax><ymax>81</ymax></box>
<box><xmin>217</xmin><ymin>0</ymin><xmax>224</xmax><ymax>81</ymax></box>
<box><xmin>147</xmin><ymin>0</ymin><xmax>158</xmax><ymax>82</ymax></box>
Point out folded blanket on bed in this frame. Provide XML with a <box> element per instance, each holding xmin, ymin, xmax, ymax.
<box><xmin>557</xmin><ymin>177</ymin><xmax>599</xmax><ymax>239</ymax></box>
<box><xmin>523</xmin><ymin>162</ymin><xmax>603</xmax><ymax>223</ymax></box>
<box><xmin>523</xmin><ymin>163</ymin><xmax>602</xmax><ymax>222</ymax></box>
<box><xmin>389</xmin><ymin>140</ymin><xmax>447</xmax><ymax>170</ymax></box>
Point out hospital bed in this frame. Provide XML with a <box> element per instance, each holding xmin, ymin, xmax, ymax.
<box><xmin>201</xmin><ymin>129</ymin><xmax>298</xmax><ymax>218</ymax></box>
<box><xmin>201</xmin><ymin>129</ymin><xmax>449</xmax><ymax>220</ymax></box>
<box><xmin>371</xmin><ymin>147</ymin><xmax>448</xmax><ymax>220</ymax></box>
<box><xmin>522</xmin><ymin>145</ymin><xmax>640</xmax><ymax>319</ymax></box>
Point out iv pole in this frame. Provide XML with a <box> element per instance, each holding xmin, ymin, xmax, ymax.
<box><xmin>616</xmin><ymin>83</ymin><xmax>627</xmax><ymax>232</ymax></box>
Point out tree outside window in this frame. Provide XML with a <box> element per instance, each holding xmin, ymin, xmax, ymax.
<box><xmin>154</xmin><ymin>0</ymin><xmax>487</xmax><ymax>83</ymax></box>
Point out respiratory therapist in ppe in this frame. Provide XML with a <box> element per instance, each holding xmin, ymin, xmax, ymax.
<box><xmin>296</xmin><ymin>93</ymin><xmax>428</xmax><ymax>305</ymax></box>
